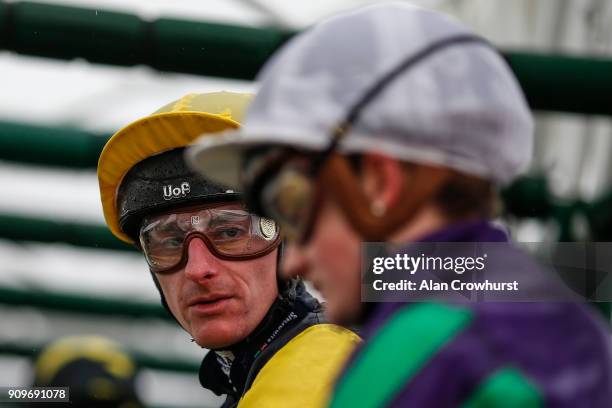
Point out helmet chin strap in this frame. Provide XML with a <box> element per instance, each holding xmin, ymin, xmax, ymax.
<box><xmin>149</xmin><ymin>271</ymin><xmax>185</xmax><ymax>329</ymax></box>
<box><xmin>276</xmin><ymin>241</ymin><xmax>301</xmax><ymax>303</ymax></box>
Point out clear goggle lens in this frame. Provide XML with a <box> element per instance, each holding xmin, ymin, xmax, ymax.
<box><xmin>139</xmin><ymin>204</ymin><xmax>280</xmax><ymax>273</ymax></box>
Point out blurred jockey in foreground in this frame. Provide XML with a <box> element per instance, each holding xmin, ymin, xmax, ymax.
<box><xmin>188</xmin><ymin>4</ymin><xmax>612</xmax><ymax>407</ymax></box>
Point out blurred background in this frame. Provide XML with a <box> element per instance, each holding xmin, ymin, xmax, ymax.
<box><xmin>0</xmin><ymin>0</ymin><xmax>611</xmax><ymax>407</ymax></box>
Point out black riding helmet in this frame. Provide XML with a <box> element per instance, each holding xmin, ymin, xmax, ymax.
<box><xmin>117</xmin><ymin>147</ymin><xmax>241</xmax><ymax>242</ymax></box>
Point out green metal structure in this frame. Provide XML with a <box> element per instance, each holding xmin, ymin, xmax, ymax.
<box><xmin>0</xmin><ymin>286</ymin><xmax>167</xmax><ymax>319</ymax></box>
<box><xmin>0</xmin><ymin>0</ymin><xmax>291</xmax><ymax>80</ymax></box>
<box><xmin>0</xmin><ymin>1</ymin><xmax>611</xmax><ymax>115</ymax></box>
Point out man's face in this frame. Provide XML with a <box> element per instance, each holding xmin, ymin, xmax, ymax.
<box><xmin>153</xmin><ymin>203</ymin><xmax>279</xmax><ymax>349</ymax></box>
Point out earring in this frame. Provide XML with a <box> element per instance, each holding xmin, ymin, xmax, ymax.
<box><xmin>371</xmin><ymin>200</ymin><xmax>386</xmax><ymax>217</ymax></box>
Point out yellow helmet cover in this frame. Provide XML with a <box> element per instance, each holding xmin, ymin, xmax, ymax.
<box><xmin>98</xmin><ymin>92</ymin><xmax>253</xmax><ymax>243</ymax></box>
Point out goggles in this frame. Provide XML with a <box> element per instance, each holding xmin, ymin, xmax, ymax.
<box><xmin>243</xmin><ymin>151</ymin><xmax>322</xmax><ymax>243</ymax></box>
<box><xmin>139</xmin><ymin>204</ymin><xmax>281</xmax><ymax>274</ymax></box>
